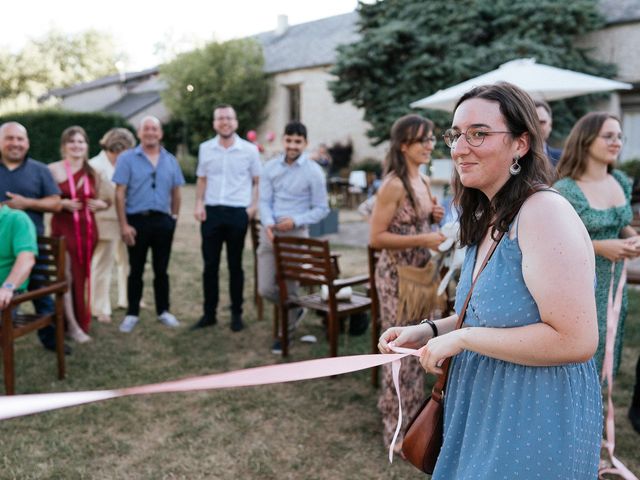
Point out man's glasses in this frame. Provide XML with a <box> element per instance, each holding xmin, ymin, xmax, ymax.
<box><xmin>413</xmin><ymin>135</ymin><xmax>437</xmax><ymax>146</ymax></box>
<box><xmin>599</xmin><ymin>133</ymin><xmax>625</xmax><ymax>145</ymax></box>
<box><xmin>443</xmin><ymin>127</ymin><xmax>512</xmax><ymax>148</ymax></box>
<box><xmin>151</xmin><ymin>171</ymin><xmax>156</xmax><ymax>189</ymax></box>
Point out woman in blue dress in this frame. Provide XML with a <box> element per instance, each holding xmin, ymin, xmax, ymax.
<box><xmin>379</xmin><ymin>83</ymin><xmax>602</xmax><ymax>478</ymax></box>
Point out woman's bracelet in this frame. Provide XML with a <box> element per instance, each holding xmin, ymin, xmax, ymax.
<box><xmin>420</xmin><ymin>318</ymin><xmax>438</xmax><ymax>338</ymax></box>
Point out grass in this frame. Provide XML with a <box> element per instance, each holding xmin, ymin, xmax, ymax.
<box><xmin>0</xmin><ymin>186</ymin><xmax>638</xmax><ymax>478</ymax></box>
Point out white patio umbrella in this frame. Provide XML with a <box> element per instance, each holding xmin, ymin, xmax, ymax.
<box><xmin>410</xmin><ymin>58</ymin><xmax>632</xmax><ymax>112</ymax></box>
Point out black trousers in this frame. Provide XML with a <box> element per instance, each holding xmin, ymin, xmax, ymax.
<box><xmin>201</xmin><ymin>206</ymin><xmax>249</xmax><ymax>319</ymax></box>
<box><xmin>126</xmin><ymin>212</ymin><xmax>176</xmax><ymax>316</ymax></box>
<box><xmin>32</xmin><ymin>260</ymin><xmax>57</xmax><ymax>346</ymax></box>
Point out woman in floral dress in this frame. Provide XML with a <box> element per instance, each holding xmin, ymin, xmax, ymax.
<box><xmin>369</xmin><ymin>114</ymin><xmax>445</xmax><ymax>451</ymax></box>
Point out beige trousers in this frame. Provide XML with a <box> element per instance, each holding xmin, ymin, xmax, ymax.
<box><xmin>91</xmin><ymin>238</ymin><xmax>128</xmax><ymax>316</ymax></box>
<box><xmin>257</xmin><ymin>226</ymin><xmax>308</xmax><ymax>332</ymax></box>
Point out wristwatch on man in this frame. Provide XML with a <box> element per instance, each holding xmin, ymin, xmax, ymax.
<box><xmin>2</xmin><ymin>282</ymin><xmax>15</xmax><ymax>291</ymax></box>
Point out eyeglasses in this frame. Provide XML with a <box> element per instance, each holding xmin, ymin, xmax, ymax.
<box><xmin>151</xmin><ymin>170</ymin><xmax>156</xmax><ymax>189</ymax></box>
<box><xmin>443</xmin><ymin>127</ymin><xmax>512</xmax><ymax>148</ymax></box>
<box><xmin>413</xmin><ymin>135</ymin><xmax>437</xmax><ymax>145</ymax></box>
<box><xmin>598</xmin><ymin>133</ymin><xmax>625</xmax><ymax>144</ymax></box>
<box><xmin>214</xmin><ymin>116</ymin><xmax>236</xmax><ymax>121</ymax></box>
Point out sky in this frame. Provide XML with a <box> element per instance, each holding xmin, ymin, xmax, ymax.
<box><xmin>1</xmin><ymin>0</ymin><xmax>361</xmax><ymax>70</ymax></box>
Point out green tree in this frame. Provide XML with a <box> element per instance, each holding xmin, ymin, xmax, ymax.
<box><xmin>160</xmin><ymin>38</ymin><xmax>270</xmax><ymax>152</ymax></box>
<box><xmin>330</xmin><ymin>0</ymin><xmax>616</xmax><ymax>147</ymax></box>
<box><xmin>0</xmin><ymin>29</ymin><xmax>123</xmax><ymax>113</ymax></box>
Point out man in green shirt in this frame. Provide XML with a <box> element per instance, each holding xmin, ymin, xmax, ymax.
<box><xmin>0</xmin><ymin>205</ymin><xmax>37</xmax><ymax>310</ymax></box>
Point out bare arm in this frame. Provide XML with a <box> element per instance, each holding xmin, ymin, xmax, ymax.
<box><xmin>194</xmin><ymin>176</ymin><xmax>207</xmax><ymax>222</ymax></box>
<box><xmin>115</xmin><ymin>184</ymin><xmax>136</xmax><ymax>246</ymax></box>
<box><xmin>369</xmin><ymin>176</ymin><xmax>445</xmax><ymax>250</ymax></box>
<box><xmin>0</xmin><ymin>251</ymin><xmax>36</xmax><ymax>309</ymax></box>
<box><xmin>171</xmin><ymin>186</ymin><xmax>181</xmax><ymax>218</ymax></box>
<box><xmin>379</xmin><ymin>314</ymin><xmax>458</xmax><ymax>352</ymax></box>
<box><xmin>621</xmin><ymin>225</ymin><xmax>639</xmax><ymax>239</ymax></box>
<box><xmin>4</xmin><ymin>193</ymin><xmax>62</xmax><ymax>213</ymax></box>
<box><xmin>420</xmin><ymin>193</ymin><xmax>598</xmax><ymax>374</ymax></box>
<box><xmin>87</xmin><ymin>172</ymin><xmax>112</xmax><ymax>212</ymax></box>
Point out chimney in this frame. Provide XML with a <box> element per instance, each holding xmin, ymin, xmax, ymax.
<box><xmin>276</xmin><ymin>14</ymin><xmax>288</xmax><ymax>36</ymax></box>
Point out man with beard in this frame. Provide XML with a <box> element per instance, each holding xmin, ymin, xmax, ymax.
<box><xmin>258</xmin><ymin>121</ymin><xmax>329</xmax><ymax>354</ymax></box>
<box><xmin>192</xmin><ymin>104</ymin><xmax>261</xmax><ymax>332</ymax></box>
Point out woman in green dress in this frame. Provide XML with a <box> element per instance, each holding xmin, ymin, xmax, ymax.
<box><xmin>554</xmin><ymin>111</ymin><xmax>640</xmax><ymax>377</ymax></box>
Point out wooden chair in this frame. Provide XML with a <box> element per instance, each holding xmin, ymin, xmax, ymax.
<box><xmin>273</xmin><ymin>236</ymin><xmax>371</xmax><ymax>357</ymax></box>
<box><xmin>368</xmin><ymin>246</ymin><xmax>382</xmax><ymax>387</ymax></box>
<box><xmin>1</xmin><ymin>236</ymin><xmax>67</xmax><ymax>395</ymax></box>
<box><xmin>249</xmin><ymin>218</ymin><xmax>265</xmax><ymax>322</ymax></box>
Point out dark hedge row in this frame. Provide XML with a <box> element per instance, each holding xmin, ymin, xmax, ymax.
<box><xmin>0</xmin><ymin>109</ymin><xmax>133</xmax><ymax>164</ymax></box>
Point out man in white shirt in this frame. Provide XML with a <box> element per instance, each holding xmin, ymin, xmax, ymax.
<box><xmin>193</xmin><ymin>104</ymin><xmax>261</xmax><ymax>332</ymax></box>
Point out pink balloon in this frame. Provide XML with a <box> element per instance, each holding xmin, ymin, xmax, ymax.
<box><xmin>247</xmin><ymin>130</ymin><xmax>257</xmax><ymax>142</ymax></box>
<box><xmin>266</xmin><ymin>131</ymin><xmax>276</xmax><ymax>142</ymax></box>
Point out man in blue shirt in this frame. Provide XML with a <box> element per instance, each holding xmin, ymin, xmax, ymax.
<box><xmin>0</xmin><ymin>122</ymin><xmax>69</xmax><ymax>354</ymax></box>
<box><xmin>192</xmin><ymin>104</ymin><xmax>261</xmax><ymax>332</ymax></box>
<box><xmin>112</xmin><ymin>116</ymin><xmax>185</xmax><ymax>333</ymax></box>
<box><xmin>258</xmin><ymin>121</ymin><xmax>329</xmax><ymax>354</ymax></box>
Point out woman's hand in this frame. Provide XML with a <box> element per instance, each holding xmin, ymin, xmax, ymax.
<box><xmin>595</xmin><ymin>238</ymin><xmax>640</xmax><ymax>261</ymax></box>
<box><xmin>419</xmin><ymin>231</ymin><xmax>446</xmax><ymax>250</ymax></box>
<box><xmin>86</xmin><ymin>198</ymin><xmax>108</xmax><ymax>212</ymax></box>
<box><xmin>62</xmin><ymin>198</ymin><xmax>83</xmax><ymax>212</ymax></box>
<box><xmin>378</xmin><ymin>324</ymin><xmax>431</xmax><ymax>353</ymax></box>
<box><xmin>624</xmin><ymin>235</ymin><xmax>640</xmax><ymax>258</ymax></box>
<box><xmin>419</xmin><ymin>330</ymin><xmax>465</xmax><ymax>375</ymax></box>
<box><xmin>431</xmin><ymin>202</ymin><xmax>445</xmax><ymax>224</ymax></box>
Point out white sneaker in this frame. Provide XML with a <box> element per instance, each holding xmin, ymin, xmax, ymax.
<box><xmin>119</xmin><ymin>315</ymin><xmax>139</xmax><ymax>333</ymax></box>
<box><xmin>158</xmin><ymin>311</ymin><xmax>180</xmax><ymax>328</ymax></box>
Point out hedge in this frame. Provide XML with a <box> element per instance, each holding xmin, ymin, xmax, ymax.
<box><xmin>0</xmin><ymin>109</ymin><xmax>133</xmax><ymax>164</ymax></box>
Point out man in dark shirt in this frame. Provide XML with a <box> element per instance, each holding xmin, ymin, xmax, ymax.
<box><xmin>535</xmin><ymin>100</ymin><xmax>562</xmax><ymax>168</ymax></box>
<box><xmin>0</xmin><ymin>121</ymin><xmax>68</xmax><ymax>353</ymax></box>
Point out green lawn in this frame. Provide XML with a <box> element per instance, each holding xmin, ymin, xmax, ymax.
<box><xmin>0</xmin><ymin>205</ymin><xmax>638</xmax><ymax>479</ymax></box>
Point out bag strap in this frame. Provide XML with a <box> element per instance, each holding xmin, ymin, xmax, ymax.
<box><xmin>430</xmin><ymin>230</ymin><xmax>505</xmax><ymax>402</ymax></box>
<box><xmin>430</xmin><ymin>183</ymin><xmax>549</xmax><ymax>401</ymax></box>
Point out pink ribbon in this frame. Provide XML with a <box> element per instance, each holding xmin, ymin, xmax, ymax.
<box><xmin>0</xmin><ymin>352</ymin><xmax>418</xmax><ymax>423</ymax></box>
<box><xmin>387</xmin><ymin>345</ymin><xmax>424</xmax><ymax>462</ymax></box>
<box><xmin>598</xmin><ymin>260</ymin><xmax>638</xmax><ymax>480</ymax></box>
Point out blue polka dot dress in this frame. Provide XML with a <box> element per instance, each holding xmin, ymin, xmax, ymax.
<box><xmin>432</xmin><ymin>230</ymin><xmax>603</xmax><ymax>479</ymax></box>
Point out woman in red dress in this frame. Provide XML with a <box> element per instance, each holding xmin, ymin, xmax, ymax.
<box><xmin>49</xmin><ymin>126</ymin><xmax>111</xmax><ymax>342</ymax></box>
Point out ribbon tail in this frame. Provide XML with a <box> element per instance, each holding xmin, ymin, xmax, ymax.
<box><xmin>0</xmin><ymin>353</ymin><xmax>414</xmax><ymax>420</ymax></box>
<box><xmin>388</xmin><ymin>358</ymin><xmax>403</xmax><ymax>463</ymax></box>
<box><xmin>599</xmin><ymin>260</ymin><xmax>637</xmax><ymax>479</ymax></box>
<box><xmin>0</xmin><ymin>390</ymin><xmax>119</xmax><ymax>421</ymax></box>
